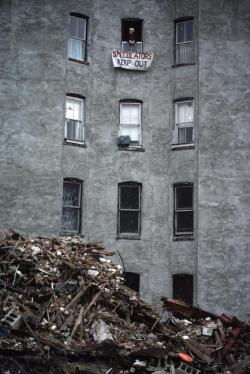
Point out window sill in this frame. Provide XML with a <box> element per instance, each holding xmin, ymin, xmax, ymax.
<box><xmin>64</xmin><ymin>139</ymin><xmax>87</xmax><ymax>148</ymax></box>
<box><xmin>172</xmin><ymin>235</ymin><xmax>194</xmax><ymax>241</ymax></box>
<box><xmin>116</xmin><ymin>235</ymin><xmax>141</xmax><ymax>240</ymax></box>
<box><xmin>60</xmin><ymin>232</ymin><xmax>85</xmax><ymax>238</ymax></box>
<box><xmin>118</xmin><ymin>146</ymin><xmax>145</xmax><ymax>152</ymax></box>
<box><xmin>68</xmin><ymin>58</ymin><xmax>89</xmax><ymax>65</ymax></box>
<box><xmin>171</xmin><ymin>143</ymin><xmax>195</xmax><ymax>151</ymax></box>
<box><xmin>172</xmin><ymin>63</ymin><xmax>195</xmax><ymax>68</ymax></box>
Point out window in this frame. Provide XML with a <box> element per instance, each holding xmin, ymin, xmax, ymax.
<box><xmin>175</xmin><ymin>19</ymin><xmax>193</xmax><ymax>65</ymax></box>
<box><xmin>65</xmin><ymin>95</ymin><xmax>84</xmax><ymax>143</ymax></box>
<box><xmin>174</xmin><ymin>184</ymin><xmax>193</xmax><ymax>235</ymax></box>
<box><xmin>121</xmin><ymin>19</ymin><xmax>143</xmax><ymax>52</ymax></box>
<box><xmin>119</xmin><ymin>101</ymin><xmax>142</xmax><ymax>146</ymax></box>
<box><xmin>175</xmin><ymin>100</ymin><xmax>193</xmax><ymax>144</ymax></box>
<box><xmin>62</xmin><ymin>179</ymin><xmax>82</xmax><ymax>233</ymax></box>
<box><xmin>118</xmin><ymin>182</ymin><xmax>141</xmax><ymax>237</ymax></box>
<box><xmin>68</xmin><ymin>13</ymin><xmax>88</xmax><ymax>62</ymax></box>
<box><xmin>173</xmin><ymin>274</ymin><xmax>193</xmax><ymax>305</ymax></box>
<box><xmin>124</xmin><ymin>272</ymin><xmax>140</xmax><ymax>293</ymax></box>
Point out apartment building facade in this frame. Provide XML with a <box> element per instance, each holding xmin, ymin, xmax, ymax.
<box><xmin>0</xmin><ymin>0</ymin><xmax>249</xmax><ymax>318</ymax></box>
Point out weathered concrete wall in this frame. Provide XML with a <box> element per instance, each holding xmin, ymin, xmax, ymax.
<box><xmin>0</xmin><ymin>0</ymin><xmax>249</xmax><ymax>317</ymax></box>
<box><xmin>197</xmin><ymin>0</ymin><xmax>250</xmax><ymax>319</ymax></box>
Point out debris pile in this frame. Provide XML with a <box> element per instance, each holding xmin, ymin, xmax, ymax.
<box><xmin>0</xmin><ymin>230</ymin><xmax>249</xmax><ymax>374</ymax></box>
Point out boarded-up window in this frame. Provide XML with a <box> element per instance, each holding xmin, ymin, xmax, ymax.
<box><xmin>173</xmin><ymin>274</ymin><xmax>193</xmax><ymax>305</ymax></box>
<box><xmin>124</xmin><ymin>272</ymin><xmax>140</xmax><ymax>293</ymax></box>
<box><xmin>62</xmin><ymin>179</ymin><xmax>82</xmax><ymax>233</ymax></box>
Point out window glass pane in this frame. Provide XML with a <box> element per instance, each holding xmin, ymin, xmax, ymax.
<box><xmin>62</xmin><ymin>207</ymin><xmax>79</xmax><ymax>231</ymax></box>
<box><xmin>186</xmin><ymin>102</ymin><xmax>193</xmax><ymax>122</ymax></box>
<box><xmin>66</xmin><ymin>98</ymin><xmax>82</xmax><ymax>121</ymax></box>
<box><xmin>176</xmin><ymin>103</ymin><xmax>186</xmax><ymax>123</ymax></box>
<box><xmin>69</xmin><ymin>16</ymin><xmax>77</xmax><ymax>37</ymax></box>
<box><xmin>176</xmin><ymin>211</ymin><xmax>193</xmax><ymax>232</ymax></box>
<box><xmin>120</xmin><ymin>211</ymin><xmax>139</xmax><ymax>233</ymax></box>
<box><xmin>120</xmin><ymin>125</ymin><xmax>139</xmax><ymax>141</ymax></box>
<box><xmin>120</xmin><ymin>104</ymin><xmax>131</xmax><ymax>124</ymax></box>
<box><xmin>120</xmin><ymin>185</ymin><xmax>139</xmax><ymax>209</ymax></box>
<box><xmin>176</xmin><ymin>22</ymin><xmax>185</xmax><ymax>43</ymax></box>
<box><xmin>63</xmin><ymin>182</ymin><xmax>80</xmax><ymax>207</ymax></box>
<box><xmin>77</xmin><ymin>18</ymin><xmax>86</xmax><ymax>39</ymax></box>
<box><xmin>68</xmin><ymin>38</ymin><xmax>83</xmax><ymax>60</ymax></box>
<box><xmin>178</xmin><ymin>127</ymin><xmax>186</xmax><ymax>143</ymax></box>
<box><xmin>66</xmin><ymin>120</ymin><xmax>84</xmax><ymax>141</ymax></box>
<box><xmin>186</xmin><ymin>127</ymin><xmax>193</xmax><ymax>143</ymax></box>
<box><xmin>176</xmin><ymin>186</ymin><xmax>193</xmax><ymax>209</ymax></box>
<box><xmin>130</xmin><ymin>105</ymin><xmax>140</xmax><ymax>124</ymax></box>
<box><xmin>185</xmin><ymin>21</ymin><xmax>193</xmax><ymax>42</ymax></box>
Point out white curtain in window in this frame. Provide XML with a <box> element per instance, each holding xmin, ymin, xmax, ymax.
<box><xmin>68</xmin><ymin>38</ymin><xmax>83</xmax><ymax>61</ymax></box>
<box><xmin>66</xmin><ymin>98</ymin><xmax>82</xmax><ymax>121</ymax></box>
<box><xmin>176</xmin><ymin>102</ymin><xmax>193</xmax><ymax>124</ymax></box>
<box><xmin>120</xmin><ymin>103</ymin><xmax>141</xmax><ymax>142</ymax></box>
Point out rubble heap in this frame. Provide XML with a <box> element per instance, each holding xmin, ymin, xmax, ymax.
<box><xmin>0</xmin><ymin>230</ymin><xmax>249</xmax><ymax>374</ymax></box>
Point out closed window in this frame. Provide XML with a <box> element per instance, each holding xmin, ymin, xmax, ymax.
<box><xmin>118</xmin><ymin>182</ymin><xmax>141</xmax><ymax>236</ymax></box>
<box><xmin>175</xmin><ymin>100</ymin><xmax>193</xmax><ymax>144</ymax></box>
<box><xmin>62</xmin><ymin>179</ymin><xmax>82</xmax><ymax>233</ymax></box>
<box><xmin>175</xmin><ymin>19</ymin><xmax>193</xmax><ymax>65</ymax></box>
<box><xmin>119</xmin><ymin>101</ymin><xmax>142</xmax><ymax>146</ymax></box>
<box><xmin>121</xmin><ymin>19</ymin><xmax>143</xmax><ymax>52</ymax></box>
<box><xmin>68</xmin><ymin>14</ymin><xmax>88</xmax><ymax>62</ymax></box>
<box><xmin>174</xmin><ymin>184</ymin><xmax>193</xmax><ymax>235</ymax></box>
<box><xmin>65</xmin><ymin>95</ymin><xmax>84</xmax><ymax>143</ymax></box>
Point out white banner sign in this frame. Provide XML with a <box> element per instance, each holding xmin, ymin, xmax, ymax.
<box><xmin>112</xmin><ymin>50</ymin><xmax>153</xmax><ymax>70</ymax></box>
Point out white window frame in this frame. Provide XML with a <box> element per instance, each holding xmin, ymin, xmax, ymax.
<box><xmin>68</xmin><ymin>14</ymin><xmax>88</xmax><ymax>62</ymax></box>
<box><xmin>119</xmin><ymin>102</ymin><xmax>142</xmax><ymax>146</ymax></box>
<box><xmin>62</xmin><ymin>179</ymin><xmax>82</xmax><ymax>233</ymax></box>
<box><xmin>174</xmin><ymin>184</ymin><xmax>193</xmax><ymax>236</ymax></box>
<box><xmin>65</xmin><ymin>96</ymin><xmax>85</xmax><ymax>144</ymax></box>
<box><xmin>174</xmin><ymin>100</ymin><xmax>194</xmax><ymax>145</ymax></box>
<box><xmin>118</xmin><ymin>183</ymin><xmax>141</xmax><ymax>237</ymax></box>
<box><xmin>175</xmin><ymin>20</ymin><xmax>194</xmax><ymax>65</ymax></box>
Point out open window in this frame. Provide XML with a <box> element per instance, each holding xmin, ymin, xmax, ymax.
<box><xmin>61</xmin><ymin>179</ymin><xmax>82</xmax><ymax>233</ymax></box>
<box><xmin>68</xmin><ymin>13</ymin><xmax>88</xmax><ymax>62</ymax></box>
<box><xmin>173</xmin><ymin>274</ymin><xmax>193</xmax><ymax>305</ymax></box>
<box><xmin>118</xmin><ymin>182</ymin><xmax>142</xmax><ymax>237</ymax></box>
<box><xmin>121</xmin><ymin>19</ymin><xmax>143</xmax><ymax>52</ymax></box>
<box><xmin>175</xmin><ymin>18</ymin><xmax>193</xmax><ymax>65</ymax></box>
<box><xmin>65</xmin><ymin>95</ymin><xmax>85</xmax><ymax>144</ymax></box>
<box><xmin>118</xmin><ymin>100</ymin><xmax>142</xmax><ymax>147</ymax></box>
<box><xmin>174</xmin><ymin>183</ymin><xmax>193</xmax><ymax>236</ymax></box>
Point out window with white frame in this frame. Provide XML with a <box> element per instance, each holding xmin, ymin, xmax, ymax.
<box><xmin>174</xmin><ymin>183</ymin><xmax>193</xmax><ymax>236</ymax></box>
<box><xmin>62</xmin><ymin>179</ymin><xmax>82</xmax><ymax>233</ymax></box>
<box><xmin>65</xmin><ymin>96</ymin><xmax>84</xmax><ymax>143</ymax></box>
<box><xmin>175</xmin><ymin>100</ymin><xmax>193</xmax><ymax>144</ymax></box>
<box><xmin>119</xmin><ymin>101</ymin><xmax>142</xmax><ymax>145</ymax></box>
<box><xmin>68</xmin><ymin>14</ymin><xmax>88</xmax><ymax>62</ymax></box>
<box><xmin>175</xmin><ymin>19</ymin><xmax>193</xmax><ymax>65</ymax></box>
<box><xmin>118</xmin><ymin>182</ymin><xmax>141</xmax><ymax>237</ymax></box>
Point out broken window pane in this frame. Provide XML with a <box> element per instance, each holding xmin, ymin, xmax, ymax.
<box><xmin>62</xmin><ymin>180</ymin><xmax>82</xmax><ymax>233</ymax></box>
<box><xmin>174</xmin><ymin>184</ymin><xmax>193</xmax><ymax>235</ymax></box>
<box><xmin>62</xmin><ymin>207</ymin><xmax>79</xmax><ymax>232</ymax></box>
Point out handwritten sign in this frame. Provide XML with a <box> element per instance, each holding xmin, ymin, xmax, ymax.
<box><xmin>112</xmin><ymin>50</ymin><xmax>153</xmax><ymax>70</ymax></box>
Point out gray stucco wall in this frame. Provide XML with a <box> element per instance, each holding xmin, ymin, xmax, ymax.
<box><xmin>0</xmin><ymin>0</ymin><xmax>249</xmax><ymax>318</ymax></box>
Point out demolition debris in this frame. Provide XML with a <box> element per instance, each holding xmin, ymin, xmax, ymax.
<box><xmin>0</xmin><ymin>230</ymin><xmax>249</xmax><ymax>373</ymax></box>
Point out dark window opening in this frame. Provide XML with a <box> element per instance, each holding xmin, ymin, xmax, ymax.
<box><xmin>124</xmin><ymin>272</ymin><xmax>140</xmax><ymax>293</ymax></box>
<box><xmin>62</xmin><ymin>179</ymin><xmax>82</xmax><ymax>233</ymax></box>
<box><xmin>175</xmin><ymin>19</ymin><xmax>193</xmax><ymax>65</ymax></box>
<box><xmin>121</xmin><ymin>19</ymin><xmax>143</xmax><ymax>52</ymax></box>
<box><xmin>118</xmin><ymin>182</ymin><xmax>141</xmax><ymax>237</ymax></box>
<box><xmin>174</xmin><ymin>184</ymin><xmax>193</xmax><ymax>235</ymax></box>
<box><xmin>68</xmin><ymin>13</ymin><xmax>88</xmax><ymax>62</ymax></box>
<box><xmin>173</xmin><ymin>274</ymin><xmax>193</xmax><ymax>305</ymax></box>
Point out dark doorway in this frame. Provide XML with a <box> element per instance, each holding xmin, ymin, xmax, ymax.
<box><xmin>173</xmin><ymin>274</ymin><xmax>193</xmax><ymax>305</ymax></box>
<box><xmin>124</xmin><ymin>272</ymin><xmax>140</xmax><ymax>293</ymax></box>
